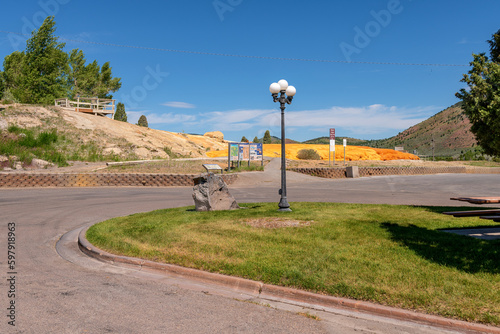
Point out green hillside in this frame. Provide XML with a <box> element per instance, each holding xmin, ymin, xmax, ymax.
<box><xmin>361</xmin><ymin>103</ymin><xmax>477</xmax><ymax>157</ymax></box>
<box><xmin>301</xmin><ymin>103</ymin><xmax>478</xmax><ymax>158</ymax></box>
<box><xmin>304</xmin><ymin>136</ymin><xmax>366</xmax><ymax>145</ymax></box>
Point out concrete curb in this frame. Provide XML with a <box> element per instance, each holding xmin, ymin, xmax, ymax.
<box><xmin>78</xmin><ymin>226</ymin><xmax>500</xmax><ymax>334</ymax></box>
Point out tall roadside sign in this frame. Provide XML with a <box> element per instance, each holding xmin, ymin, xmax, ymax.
<box><xmin>329</xmin><ymin>128</ymin><xmax>335</xmax><ymax>166</ymax></box>
<box><xmin>343</xmin><ymin>138</ymin><xmax>347</xmax><ymax>165</ymax></box>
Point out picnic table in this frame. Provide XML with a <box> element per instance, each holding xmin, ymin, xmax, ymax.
<box><xmin>443</xmin><ymin>197</ymin><xmax>500</xmax><ymax>222</ymax></box>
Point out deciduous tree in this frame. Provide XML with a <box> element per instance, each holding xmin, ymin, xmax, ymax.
<box><xmin>456</xmin><ymin>29</ymin><xmax>500</xmax><ymax>156</ymax></box>
<box><xmin>488</xmin><ymin>29</ymin><xmax>500</xmax><ymax>62</ymax></box>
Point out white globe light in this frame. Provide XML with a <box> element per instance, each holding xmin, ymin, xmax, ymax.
<box><xmin>269</xmin><ymin>82</ymin><xmax>281</xmax><ymax>94</ymax></box>
<box><xmin>286</xmin><ymin>85</ymin><xmax>296</xmax><ymax>97</ymax></box>
<box><xmin>278</xmin><ymin>79</ymin><xmax>288</xmax><ymax>91</ymax></box>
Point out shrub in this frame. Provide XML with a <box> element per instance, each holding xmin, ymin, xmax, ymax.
<box><xmin>297</xmin><ymin>149</ymin><xmax>321</xmax><ymax>160</ymax></box>
<box><xmin>7</xmin><ymin>125</ymin><xmax>23</xmax><ymax>134</ymax></box>
<box><xmin>37</xmin><ymin>130</ymin><xmax>58</xmax><ymax>146</ymax></box>
<box><xmin>2</xmin><ymin>89</ymin><xmax>19</xmax><ymax>104</ymax></box>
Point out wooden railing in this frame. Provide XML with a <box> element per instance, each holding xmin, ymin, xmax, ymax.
<box><xmin>55</xmin><ymin>97</ymin><xmax>115</xmax><ymax>117</ymax></box>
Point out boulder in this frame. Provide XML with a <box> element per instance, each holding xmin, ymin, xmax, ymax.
<box><xmin>31</xmin><ymin>158</ymin><xmax>53</xmax><ymax>169</ymax></box>
<box><xmin>193</xmin><ymin>173</ymin><xmax>239</xmax><ymax>211</ymax></box>
<box><xmin>203</xmin><ymin>131</ymin><xmax>224</xmax><ymax>141</ymax></box>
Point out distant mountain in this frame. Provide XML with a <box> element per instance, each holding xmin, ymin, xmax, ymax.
<box><xmin>300</xmin><ymin>103</ymin><xmax>478</xmax><ymax>158</ymax></box>
<box><xmin>360</xmin><ymin>103</ymin><xmax>477</xmax><ymax>157</ymax></box>
<box><xmin>256</xmin><ymin>135</ymin><xmax>299</xmax><ymax>144</ymax></box>
<box><xmin>303</xmin><ymin>136</ymin><xmax>366</xmax><ymax>145</ymax></box>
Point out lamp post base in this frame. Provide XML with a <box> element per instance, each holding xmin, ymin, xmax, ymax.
<box><xmin>278</xmin><ymin>197</ymin><xmax>292</xmax><ymax>212</ymax></box>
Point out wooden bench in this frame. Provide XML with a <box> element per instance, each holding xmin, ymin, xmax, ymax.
<box><xmin>75</xmin><ymin>108</ymin><xmax>95</xmax><ymax>113</ymax></box>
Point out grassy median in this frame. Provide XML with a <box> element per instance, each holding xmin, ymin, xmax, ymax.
<box><xmin>86</xmin><ymin>202</ymin><xmax>500</xmax><ymax>325</ymax></box>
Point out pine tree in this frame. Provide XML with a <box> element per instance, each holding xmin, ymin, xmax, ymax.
<box><xmin>67</xmin><ymin>49</ymin><xmax>121</xmax><ymax>99</ymax></box>
<box><xmin>2</xmin><ymin>51</ymin><xmax>25</xmax><ymax>101</ymax></box>
<box><xmin>1</xmin><ymin>16</ymin><xmax>121</xmax><ymax>104</ymax></box>
<box><xmin>253</xmin><ymin>136</ymin><xmax>259</xmax><ymax>143</ymax></box>
<box><xmin>137</xmin><ymin>115</ymin><xmax>148</xmax><ymax>127</ymax></box>
<box><xmin>21</xmin><ymin>16</ymin><xmax>68</xmax><ymax>104</ymax></box>
<box><xmin>114</xmin><ymin>102</ymin><xmax>127</xmax><ymax>122</ymax></box>
<box><xmin>0</xmin><ymin>71</ymin><xmax>4</xmax><ymax>100</ymax></box>
<box><xmin>241</xmin><ymin>136</ymin><xmax>249</xmax><ymax>143</ymax></box>
<box><xmin>263</xmin><ymin>130</ymin><xmax>272</xmax><ymax>144</ymax></box>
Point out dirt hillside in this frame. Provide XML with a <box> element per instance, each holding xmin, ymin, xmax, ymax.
<box><xmin>0</xmin><ymin>104</ymin><xmax>227</xmax><ymax>160</ymax></box>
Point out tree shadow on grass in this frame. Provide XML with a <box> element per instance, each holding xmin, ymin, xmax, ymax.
<box><xmin>381</xmin><ymin>223</ymin><xmax>499</xmax><ymax>274</ymax></box>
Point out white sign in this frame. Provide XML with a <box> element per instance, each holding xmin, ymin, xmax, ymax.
<box><xmin>330</xmin><ymin>140</ymin><xmax>335</xmax><ymax>151</ymax></box>
<box><xmin>343</xmin><ymin>139</ymin><xmax>347</xmax><ymax>147</ymax></box>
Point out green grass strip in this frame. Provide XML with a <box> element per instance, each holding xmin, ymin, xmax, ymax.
<box><xmin>86</xmin><ymin>202</ymin><xmax>500</xmax><ymax>325</ymax></box>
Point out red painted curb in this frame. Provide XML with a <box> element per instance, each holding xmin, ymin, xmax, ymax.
<box><xmin>78</xmin><ymin>226</ymin><xmax>500</xmax><ymax>334</ymax></box>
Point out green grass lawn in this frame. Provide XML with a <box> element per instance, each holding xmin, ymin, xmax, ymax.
<box><xmin>86</xmin><ymin>202</ymin><xmax>500</xmax><ymax>325</ymax></box>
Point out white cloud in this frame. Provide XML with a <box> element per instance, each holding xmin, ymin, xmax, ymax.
<box><xmin>277</xmin><ymin>105</ymin><xmax>438</xmax><ymax>135</ymax></box>
<box><xmin>200</xmin><ymin>109</ymin><xmax>271</xmax><ymax>125</ymax></box>
<box><xmin>128</xmin><ymin>104</ymin><xmax>442</xmax><ymax>139</ymax></box>
<box><xmin>125</xmin><ymin>110</ymin><xmax>145</xmax><ymax>125</ymax></box>
<box><xmin>194</xmin><ymin>104</ymin><xmax>441</xmax><ymax>136</ymax></box>
<box><xmin>457</xmin><ymin>37</ymin><xmax>482</xmax><ymax>45</ymax></box>
<box><xmin>162</xmin><ymin>101</ymin><xmax>196</xmax><ymax>109</ymax></box>
<box><xmin>127</xmin><ymin>110</ymin><xmax>196</xmax><ymax>125</ymax></box>
<box><xmin>146</xmin><ymin>113</ymin><xmax>196</xmax><ymax>124</ymax></box>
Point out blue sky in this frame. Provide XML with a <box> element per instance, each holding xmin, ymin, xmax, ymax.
<box><xmin>0</xmin><ymin>1</ymin><xmax>498</xmax><ymax>142</ymax></box>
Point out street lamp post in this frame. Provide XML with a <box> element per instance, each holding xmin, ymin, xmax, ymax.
<box><xmin>269</xmin><ymin>79</ymin><xmax>296</xmax><ymax>212</ymax></box>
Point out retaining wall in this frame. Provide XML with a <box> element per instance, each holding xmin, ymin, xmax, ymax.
<box><xmin>1</xmin><ymin>166</ymin><xmax>498</xmax><ymax>187</ymax></box>
<box><xmin>0</xmin><ymin>173</ymin><xmax>238</xmax><ymax>188</ymax></box>
<box><xmin>289</xmin><ymin>166</ymin><xmax>500</xmax><ymax>179</ymax></box>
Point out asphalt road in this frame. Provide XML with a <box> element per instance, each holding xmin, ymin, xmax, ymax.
<box><xmin>1</xmin><ymin>171</ymin><xmax>499</xmax><ymax>333</ymax></box>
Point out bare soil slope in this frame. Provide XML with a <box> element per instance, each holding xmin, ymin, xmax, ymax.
<box><xmin>0</xmin><ymin>104</ymin><xmax>227</xmax><ymax>160</ymax></box>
